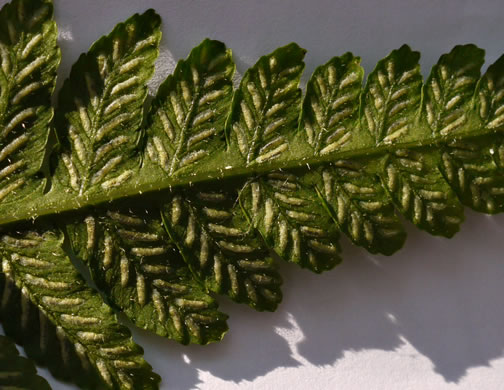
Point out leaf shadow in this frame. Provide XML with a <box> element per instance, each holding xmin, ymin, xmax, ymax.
<box><xmin>292</xmin><ymin>210</ymin><xmax>504</xmax><ymax>383</ymax></box>
<box><xmin>131</xmin><ymin>297</ymin><xmax>297</xmax><ymax>390</ymax></box>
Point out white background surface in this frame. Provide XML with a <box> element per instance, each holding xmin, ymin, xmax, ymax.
<box><xmin>2</xmin><ymin>0</ymin><xmax>504</xmax><ymax>389</ymax></box>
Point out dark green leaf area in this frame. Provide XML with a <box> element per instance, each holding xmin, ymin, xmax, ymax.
<box><xmin>320</xmin><ymin>159</ymin><xmax>406</xmax><ymax>255</ymax></box>
<box><xmin>0</xmin><ymin>0</ymin><xmax>59</xmax><ymax>205</ymax></box>
<box><xmin>0</xmin><ymin>272</ymin><xmax>107</xmax><ymax>390</ymax></box>
<box><xmin>228</xmin><ymin>43</ymin><xmax>305</xmax><ymax>166</ymax></box>
<box><xmin>145</xmin><ymin>39</ymin><xmax>235</xmax><ymax>177</ymax></box>
<box><xmin>301</xmin><ymin>52</ymin><xmax>369</xmax><ymax>155</ymax></box>
<box><xmin>71</xmin><ymin>208</ymin><xmax>229</xmax><ymax>345</ymax></box>
<box><xmin>162</xmin><ymin>184</ymin><xmax>282</xmax><ymax>311</ymax></box>
<box><xmin>0</xmin><ymin>334</ymin><xmax>52</xmax><ymax>390</ymax></box>
<box><xmin>240</xmin><ymin>171</ymin><xmax>341</xmax><ymax>273</ymax></box>
<box><xmin>380</xmin><ymin>148</ymin><xmax>464</xmax><ymax>237</ymax></box>
<box><xmin>0</xmin><ymin>229</ymin><xmax>160</xmax><ymax>390</ymax></box>
<box><xmin>362</xmin><ymin>44</ymin><xmax>423</xmax><ymax>145</ymax></box>
<box><xmin>440</xmin><ymin>134</ymin><xmax>504</xmax><ymax>214</ymax></box>
<box><xmin>423</xmin><ymin>44</ymin><xmax>484</xmax><ymax>137</ymax></box>
<box><xmin>52</xmin><ymin>9</ymin><xmax>161</xmax><ymax>196</ymax></box>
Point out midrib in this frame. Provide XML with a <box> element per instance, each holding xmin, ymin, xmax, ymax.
<box><xmin>0</xmin><ymin>123</ymin><xmax>497</xmax><ymax>227</ymax></box>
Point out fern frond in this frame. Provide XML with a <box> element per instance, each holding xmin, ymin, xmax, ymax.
<box><xmin>0</xmin><ymin>228</ymin><xmax>160</xmax><ymax>389</ymax></box>
<box><xmin>3</xmin><ymin>40</ymin><xmax>504</xmax><ymax>242</ymax></box>
<box><xmin>0</xmin><ymin>2</ymin><xmax>504</xmax><ymax>388</ymax></box>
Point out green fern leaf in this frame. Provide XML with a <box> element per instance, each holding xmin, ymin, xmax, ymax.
<box><xmin>301</xmin><ymin>52</ymin><xmax>369</xmax><ymax>155</ymax></box>
<box><xmin>0</xmin><ymin>228</ymin><xmax>160</xmax><ymax>389</ymax></box>
<box><xmin>144</xmin><ymin>38</ymin><xmax>234</xmax><ymax>177</ymax></box>
<box><xmin>300</xmin><ymin>53</ymin><xmax>405</xmax><ymax>254</ymax></box>
<box><xmin>362</xmin><ymin>45</ymin><xmax>422</xmax><ymax>145</ymax></box>
<box><xmin>2</xmin><ymin>2</ymin><xmax>504</xmax><ymax>387</ymax></box>
<box><xmin>361</xmin><ymin>45</ymin><xmax>465</xmax><ymax>236</ymax></box>
<box><xmin>440</xmin><ymin>53</ymin><xmax>504</xmax><ymax>213</ymax></box>
<box><xmin>0</xmin><ymin>334</ymin><xmax>51</xmax><ymax>390</ymax></box>
<box><xmin>380</xmin><ymin>146</ymin><xmax>464</xmax><ymax>237</ymax></box>
<box><xmin>423</xmin><ymin>45</ymin><xmax>484</xmax><ymax>138</ymax></box>
<box><xmin>51</xmin><ymin>9</ymin><xmax>161</xmax><ymax>197</ymax></box>
<box><xmin>320</xmin><ymin>160</ymin><xmax>406</xmax><ymax>255</ymax></box>
<box><xmin>239</xmin><ymin>171</ymin><xmax>342</xmax><ymax>273</ymax></box>
<box><xmin>2</xmin><ymin>38</ymin><xmax>504</xmax><ymax>236</ymax></box>
<box><xmin>161</xmin><ymin>185</ymin><xmax>282</xmax><ymax>311</ymax></box>
<box><xmin>66</xmin><ymin>207</ymin><xmax>229</xmax><ymax>345</ymax></box>
<box><xmin>227</xmin><ymin>43</ymin><xmax>305</xmax><ymax>166</ymax></box>
<box><xmin>0</xmin><ymin>0</ymin><xmax>59</xmax><ymax>210</ymax></box>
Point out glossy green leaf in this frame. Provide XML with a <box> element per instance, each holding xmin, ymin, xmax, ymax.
<box><xmin>423</xmin><ymin>45</ymin><xmax>484</xmax><ymax>138</ymax></box>
<box><xmin>440</xmin><ymin>54</ymin><xmax>504</xmax><ymax>213</ymax></box>
<box><xmin>380</xmin><ymin>147</ymin><xmax>464</xmax><ymax>236</ymax></box>
<box><xmin>301</xmin><ymin>52</ymin><xmax>369</xmax><ymax>154</ymax></box>
<box><xmin>320</xmin><ymin>160</ymin><xmax>406</xmax><ymax>255</ymax></box>
<box><xmin>144</xmin><ymin>38</ymin><xmax>235</xmax><ymax>178</ymax></box>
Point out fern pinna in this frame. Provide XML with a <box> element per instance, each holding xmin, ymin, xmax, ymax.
<box><xmin>0</xmin><ymin>0</ymin><xmax>503</xmax><ymax>388</ymax></box>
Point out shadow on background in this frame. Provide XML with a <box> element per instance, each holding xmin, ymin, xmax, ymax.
<box><xmin>293</xmin><ymin>210</ymin><xmax>504</xmax><ymax>383</ymax></box>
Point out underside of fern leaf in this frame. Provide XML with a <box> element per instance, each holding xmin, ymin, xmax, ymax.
<box><xmin>0</xmin><ymin>228</ymin><xmax>160</xmax><ymax>389</ymax></box>
<box><xmin>51</xmin><ymin>9</ymin><xmax>161</xmax><ymax>197</ymax></box>
<box><xmin>161</xmin><ymin>184</ymin><xmax>283</xmax><ymax>311</ymax></box>
<box><xmin>1</xmin><ymin>0</ymin><xmax>504</xmax><ymax>389</ymax></box>
<box><xmin>67</xmin><ymin>206</ymin><xmax>230</xmax><ymax>345</ymax></box>
<box><xmin>0</xmin><ymin>0</ymin><xmax>59</xmax><ymax>207</ymax></box>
